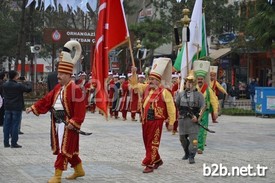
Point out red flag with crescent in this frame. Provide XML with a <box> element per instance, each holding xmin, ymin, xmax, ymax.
<box><xmin>92</xmin><ymin>0</ymin><xmax>129</xmax><ymax>118</ymax></box>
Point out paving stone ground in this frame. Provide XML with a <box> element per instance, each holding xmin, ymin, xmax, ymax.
<box><xmin>0</xmin><ymin>111</ymin><xmax>274</xmax><ymax>183</ymax></box>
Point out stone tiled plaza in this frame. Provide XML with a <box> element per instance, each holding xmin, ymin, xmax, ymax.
<box><xmin>0</xmin><ymin>112</ymin><xmax>274</xmax><ymax>183</ymax></box>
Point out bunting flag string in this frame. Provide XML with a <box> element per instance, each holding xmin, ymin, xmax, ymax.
<box><xmin>26</xmin><ymin>0</ymin><xmax>35</xmax><ymax>7</ymax></box>
<box><xmin>79</xmin><ymin>0</ymin><xmax>89</xmax><ymax>12</ymax></box>
<box><xmin>88</xmin><ymin>0</ymin><xmax>97</xmax><ymax>11</ymax></box>
<box><xmin>56</xmin><ymin>0</ymin><xmax>69</xmax><ymax>12</ymax></box>
<box><xmin>25</xmin><ymin>0</ymin><xmax>97</xmax><ymax>12</ymax></box>
<box><xmin>176</xmin><ymin>0</ymin><xmax>188</xmax><ymax>3</ymax></box>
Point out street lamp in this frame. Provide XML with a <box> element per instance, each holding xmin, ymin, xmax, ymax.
<box><xmin>136</xmin><ymin>40</ymin><xmax>142</xmax><ymax>50</ymax></box>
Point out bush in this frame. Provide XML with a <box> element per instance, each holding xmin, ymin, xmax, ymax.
<box><xmin>221</xmin><ymin>108</ymin><xmax>255</xmax><ymax>116</ymax></box>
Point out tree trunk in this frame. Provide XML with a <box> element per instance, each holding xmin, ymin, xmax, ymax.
<box><xmin>15</xmin><ymin>0</ymin><xmax>27</xmax><ymax>76</ymax></box>
<box><xmin>28</xmin><ymin>2</ymin><xmax>35</xmax><ymax>81</ymax></box>
<box><xmin>271</xmin><ymin>56</ymin><xmax>275</xmax><ymax>87</ymax></box>
<box><xmin>117</xmin><ymin>47</ymin><xmax>127</xmax><ymax>74</ymax></box>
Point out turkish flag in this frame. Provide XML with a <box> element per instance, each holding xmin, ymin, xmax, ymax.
<box><xmin>106</xmin><ymin>0</ymin><xmax>129</xmax><ymax>51</ymax></box>
<box><xmin>92</xmin><ymin>0</ymin><xmax>129</xmax><ymax>118</ymax></box>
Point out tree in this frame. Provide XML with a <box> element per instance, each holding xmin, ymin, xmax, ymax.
<box><xmin>246</xmin><ymin>0</ymin><xmax>275</xmax><ymax>86</ymax></box>
<box><xmin>0</xmin><ymin>1</ymin><xmax>20</xmax><ymax>70</ymax></box>
<box><xmin>15</xmin><ymin>0</ymin><xmax>28</xmax><ymax>76</ymax></box>
<box><xmin>203</xmin><ymin>0</ymin><xmax>239</xmax><ymax>35</ymax></box>
<box><xmin>128</xmin><ymin>1</ymin><xmax>177</xmax><ymax>68</ymax></box>
<box><xmin>158</xmin><ymin>0</ymin><xmax>239</xmax><ymax>39</ymax></box>
<box><xmin>0</xmin><ymin>0</ymin><xmax>43</xmax><ymax>75</ymax></box>
<box><xmin>128</xmin><ymin>0</ymin><xmax>239</xmax><ymax>53</ymax></box>
<box><xmin>126</xmin><ymin>0</ymin><xmax>239</xmax><ymax>71</ymax></box>
<box><xmin>0</xmin><ymin>0</ymin><xmax>100</xmax><ymax>74</ymax></box>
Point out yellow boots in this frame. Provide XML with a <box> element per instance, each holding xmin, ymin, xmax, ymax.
<box><xmin>48</xmin><ymin>169</ymin><xmax>63</xmax><ymax>183</ymax></box>
<box><xmin>47</xmin><ymin>163</ymin><xmax>85</xmax><ymax>182</ymax></box>
<box><xmin>66</xmin><ymin>162</ymin><xmax>85</xmax><ymax>180</ymax></box>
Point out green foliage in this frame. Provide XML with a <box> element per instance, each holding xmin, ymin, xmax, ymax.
<box><xmin>129</xmin><ymin>18</ymin><xmax>171</xmax><ymax>50</ymax></box>
<box><xmin>246</xmin><ymin>0</ymin><xmax>275</xmax><ymax>50</ymax></box>
<box><xmin>0</xmin><ymin>3</ymin><xmax>20</xmax><ymax>58</ymax></box>
<box><xmin>123</xmin><ymin>0</ymin><xmax>138</xmax><ymax>15</ymax></box>
<box><xmin>222</xmin><ymin>108</ymin><xmax>255</xmax><ymax>116</ymax></box>
<box><xmin>243</xmin><ymin>0</ymin><xmax>275</xmax><ymax>87</ymax></box>
<box><xmin>0</xmin><ymin>1</ymin><xmax>45</xmax><ymax>59</ymax></box>
<box><xmin>203</xmin><ymin>0</ymin><xmax>239</xmax><ymax>35</ymax></box>
<box><xmin>170</xmin><ymin>0</ymin><xmax>239</xmax><ymax>36</ymax></box>
<box><xmin>128</xmin><ymin>0</ymin><xmax>240</xmax><ymax>50</ymax></box>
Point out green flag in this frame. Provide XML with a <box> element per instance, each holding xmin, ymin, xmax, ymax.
<box><xmin>173</xmin><ymin>47</ymin><xmax>184</xmax><ymax>71</ymax></box>
<box><xmin>199</xmin><ymin>12</ymin><xmax>208</xmax><ymax>58</ymax></box>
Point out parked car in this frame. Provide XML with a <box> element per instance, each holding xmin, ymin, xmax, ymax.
<box><xmin>218</xmin><ymin>32</ymin><xmax>236</xmax><ymax>45</ymax></box>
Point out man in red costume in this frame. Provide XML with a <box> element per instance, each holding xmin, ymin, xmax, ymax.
<box><xmin>111</xmin><ymin>74</ymin><xmax>121</xmax><ymax>119</ymax></box>
<box><xmin>75</xmin><ymin>71</ymin><xmax>87</xmax><ymax>87</ymax></box>
<box><xmin>107</xmin><ymin>71</ymin><xmax>115</xmax><ymax>117</ymax></box>
<box><xmin>26</xmin><ymin>40</ymin><xmax>86</xmax><ymax>183</ymax></box>
<box><xmin>138</xmin><ymin>72</ymin><xmax>146</xmax><ymax>84</ymax></box>
<box><xmin>119</xmin><ymin>74</ymin><xmax>129</xmax><ymax>121</ymax></box>
<box><xmin>85</xmin><ymin>74</ymin><xmax>96</xmax><ymax>113</ymax></box>
<box><xmin>128</xmin><ymin>73</ymin><xmax>139</xmax><ymax>121</ymax></box>
<box><xmin>131</xmin><ymin>57</ymin><xmax>176</xmax><ymax>173</ymax></box>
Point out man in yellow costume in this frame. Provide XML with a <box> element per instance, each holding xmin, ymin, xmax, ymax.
<box><xmin>210</xmin><ymin>66</ymin><xmax>227</xmax><ymax>122</ymax></box>
<box><xmin>131</xmin><ymin>57</ymin><xmax>176</xmax><ymax>173</ymax></box>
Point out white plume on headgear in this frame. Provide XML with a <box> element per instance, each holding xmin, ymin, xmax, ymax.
<box><xmin>63</xmin><ymin>40</ymin><xmax>82</xmax><ymax>65</ymax></box>
<box><xmin>58</xmin><ymin>40</ymin><xmax>82</xmax><ymax>75</ymax></box>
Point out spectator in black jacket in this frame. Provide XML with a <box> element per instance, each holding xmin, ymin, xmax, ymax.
<box><xmin>2</xmin><ymin>70</ymin><xmax>32</xmax><ymax>148</ymax></box>
<box><xmin>0</xmin><ymin>71</ymin><xmax>7</xmax><ymax>126</ymax></box>
<box><xmin>47</xmin><ymin>62</ymin><xmax>59</xmax><ymax>92</ymax></box>
<box><xmin>248</xmin><ymin>78</ymin><xmax>258</xmax><ymax>111</ymax></box>
<box><xmin>228</xmin><ymin>85</ymin><xmax>238</xmax><ymax>107</ymax></box>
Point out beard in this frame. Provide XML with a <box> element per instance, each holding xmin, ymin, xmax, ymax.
<box><xmin>149</xmin><ymin>82</ymin><xmax>155</xmax><ymax>89</ymax></box>
<box><xmin>198</xmin><ymin>81</ymin><xmax>203</xmax><ymax>87</ymax></box>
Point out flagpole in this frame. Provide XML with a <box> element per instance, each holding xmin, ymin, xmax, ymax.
<box><xmin>181</xmin><ymin>8</ymin><xmax>191</xmax><ymax>75</ymax></box>
<box><xmin>180</xmin><ymin>7</ymin><xmax>191</xmax><ymax>92</ymax></box>
<box><xmin>186</xmin><ymin>42</ymin><xmax>189</xmax><ymax>74</ymax></box>
<box><xmin>128</xmin><ymin>38</ymin><xmax>136</xmax><ymax>67</ymax></box>
<box><xmin>196</xmin><ymin>43</ymin><xmax>200</xmax><ymax>60</ymax></box>
<box><xmin>194</xmin><ymin>25</ymin><xmax>200</xmax><ymax>60</ymax></box>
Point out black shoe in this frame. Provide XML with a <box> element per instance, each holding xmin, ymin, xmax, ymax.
<box><xmin>11</xmin><ymin>144</ymin><xmax>22</xmax><ymax>148</ymax></box>
<box><xmin>182</xmin><ymin>154</ymin><xmax>189</xmax><ymax>160</ymax></box>
<box><xmin>4</xmin><ymin>144</ymin><xmax>10</xmax><ymax>148</ymax></box>
<box><xmin>189</xmin><ymin>157</ymin><xmax>195</xmax><ymax>164</ymax></box>
<box><xmin>19</xmin><ymin>131</ymin><xmax>24</xmax><ymax>135</ymax></box>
